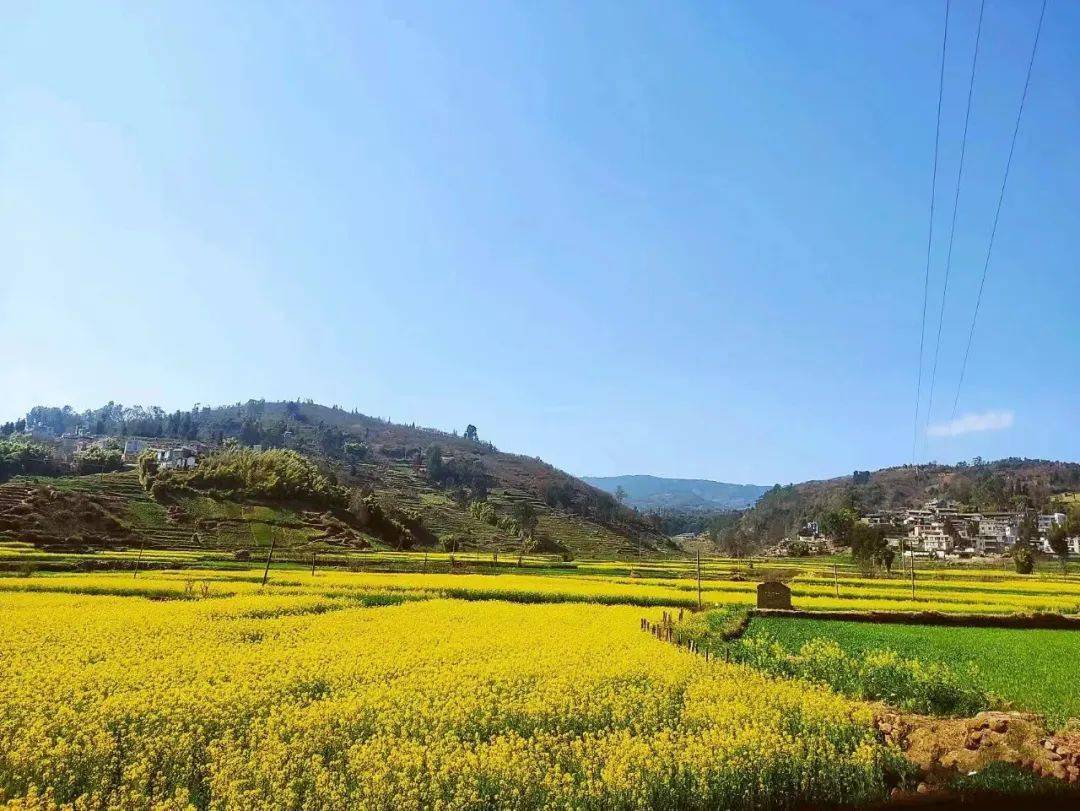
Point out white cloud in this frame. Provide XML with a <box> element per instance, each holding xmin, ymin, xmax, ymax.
<box><xmin>928</xmin><ymin>410</ymin><xmax>1014</xmax><ymax>438</ymax></box>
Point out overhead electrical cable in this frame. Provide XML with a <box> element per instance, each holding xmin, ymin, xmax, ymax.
<box><xmin>950</xmin><ymin>0</ymin><xmax>1048</xmax><ymax>420</ymax></box>
<box><xmin>922</xmin><ymin>0</ymin><xmax>985</xmax><ymax>450</ymax></box>
<box><xmin>911</xmin><ymin>0</ymin><xmax>951</xmax><ymax>467</ymax></box>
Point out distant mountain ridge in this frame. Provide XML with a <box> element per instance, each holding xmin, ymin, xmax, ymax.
<box><xmin>583</xmin><ymin>475</ymin><xmax>769</xmax><ymax>512</ymax></box>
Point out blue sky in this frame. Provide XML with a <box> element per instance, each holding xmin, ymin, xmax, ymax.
<box><xmin>2</xmin><ymin>1</ymin><xmax>1077</xmax><ymax>485</ymax></box>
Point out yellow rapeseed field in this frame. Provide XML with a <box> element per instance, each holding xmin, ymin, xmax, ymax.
<box><xmin>0</xmin><ymin>589</ymin><xmax>895</xmax><ymax>810</ymax></box>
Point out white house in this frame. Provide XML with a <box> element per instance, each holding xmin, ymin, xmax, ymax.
<box><xmin>908</xmin><ymin>521</ymin><xmax>952</xmax><ymax>557</ymax></box>
<box><xmin>154</xmin><ymin>446</ymin><xmax>199</xmax><ymax>471</ymax></box>
<box><xmin>1038</xmin><ymin>513</ymin><xmax>1067</xmax><ymax>536</ymax></box>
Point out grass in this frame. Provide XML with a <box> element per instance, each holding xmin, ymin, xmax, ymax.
<box><xmin>948</xmin><ymin>761</ymin><xmax>1076</xmax><ymax>798</ymax></box>
<box><xmin>747</xmin><ymin>616</ymin><xmax>1080</xmax><ymax>729</ymax></box>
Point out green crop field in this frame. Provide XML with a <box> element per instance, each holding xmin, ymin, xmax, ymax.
<box><xmin>747</xmin><ymin>616</ymin><xmax>1080</xmax><ymax>729</ymax></box>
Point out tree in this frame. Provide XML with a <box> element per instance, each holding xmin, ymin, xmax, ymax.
<box><xmin>614</xmin><ymin>485</ymin><xmax>627</xmax><ymax>505</ymax></box>
<box><xmin>849</xmin><ymin>523</ymin><xmax>888</xmax><ymax>575</ymax></box>
<box><xmin>344</xmin><ymin>441</ymin><xmax>369</xmax><ymax>460</ymax></box>
<box><xmin>1013</xmin><ymin>544</ymin><xmax>1035</xmax><ymax>575</ymax></box>
<box><xmin>787</xmin><ymin>539</ymin><xmax>811</xmax><ymax>557</ymax></box>
<box><xmin>442</xmin><ymin>533</ymin><xmax>460</xmax><ymax>566</ymax></box>
<box><xmin>820</xmin><ymin>508</ymin><xmax>858</xmax><ymax>546</ymax></box>
<box><xmin>464</xmin><ymin>424</ymin><xmax>478</xmax><ymax>442</ymax></box>
<box><xmin>1018</xmin><ymin>512</ymin><xmax>1038</xmax><ymax>546</ymax></box>
<box><xmin>510</xmin><ymin>501</ymin><xmax>539</xmax><ymax>566</ymax></box>
<box><xmin>1048</xmin><ymin>522</ymin><xmax>1070</xmax><ymax>575</ymax></box>
<box><xmin>72</xmin><ymin>446</ymin><xmax>123</xmax><ymax>475</ymax></box>
<box><xmin>879</xmin><ymin>546</ymin><xmax>896</xmax><ymax>575</ymax></box>
<box><xmin>543</xmin><ymin>481</ymin><xmax>575</xmax><ymax>510</ymax></box>
<box><xmin>424</xmin><ymin>444</ymin><xmax>444</xmax><ymax>482</ymax></box>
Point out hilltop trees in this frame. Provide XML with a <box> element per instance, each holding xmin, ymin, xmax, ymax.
<box><xmin>464</xmin><ymin>425</ymin><xmax>478</xmax><ymax>442</ymax></box>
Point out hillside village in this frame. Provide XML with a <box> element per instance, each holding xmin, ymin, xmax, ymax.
<box><xmin>770</xmin><ymin>499</ymin><xmax>1078</xmax><ymax>560</ymax></box>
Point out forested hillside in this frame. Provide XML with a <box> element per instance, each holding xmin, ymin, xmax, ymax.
<box><xmin>1</xmin><ymin>400</ymin><xmax>670</xmax><ymax>558</ymax></box>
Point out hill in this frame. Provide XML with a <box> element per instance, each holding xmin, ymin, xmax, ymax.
<box><xmin>0</xmin><ymin>400</ymin><xmax>670</xmax><ymax>560</ymax></box>
<box><xmin>730</xmin><ymin>458</ymin><xmax>1080</xmax><ymax>548</ymax></box>
<box><xmin>584</xmin><ymin>474</ymin><xmax>769</xmax><ymax>511</ymax></box>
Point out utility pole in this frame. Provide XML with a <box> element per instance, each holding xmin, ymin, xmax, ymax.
<box><xmin>262</xmin><ymin>529</ymin><xmax>276</xmax><ymax>587</ymax></box>
<box><xmin>696</xmin><ymin>549</ymin><xmax>702</xmax><ymax>610</ymax></box>
<box><xmin>909</xmin><ymin>547</ymin><xmax>916</xmax><ymax>600</ymax></box>
<box><xmin>134</xmin><ymin>537</ymin><xmax>146</xmax><ymax>579</ymax></box>
<box><xmin>311</xmin><ymin>551</ymin><xmax>316</xmax><ymax>576</ymax></box>
<box><xmin>833</xmin><ymin>563</ymin><xmax>839</xmax><ymax>598</ymax></box>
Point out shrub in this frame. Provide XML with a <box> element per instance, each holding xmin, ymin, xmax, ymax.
<box><xmin>469</xmin><ymin>500</ymin><xmax>498</xmax><ymax>526</ymax></box>
<box><xmin>137</xmin><ymin>451</ymin><xmax>159</xmax><ymax>488</ymax></box>
<box><xmin>348</xmin><ymin>492</ymin><xmax>431</xmax><ymax>549</ymax></box>
<box><xmin>73</xmin><ymin>446</ymin><xmax>124</xmax><ymax>475</ymax></box>
<box><xmin>0</xmin><ymin>438</ymin><xmax>60</xmax><ymax>481</ymax></box>
<box><xmin>343</xmin><ymin>441</ymin><xmax>369</xmax><ymax>460</ymax></box>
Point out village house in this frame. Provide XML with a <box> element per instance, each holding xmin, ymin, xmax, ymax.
<box><xmin>860</xmin><ymin>512</ymin><xmax>895</xmax><ymax>527</ymax></box>
<box><xmin>1038</xmin><ymin>513</ymin><xmax>1067</xmax><ymax>535</ymax></box>
<box><xmin>154</xmin><ymin>446</ymin><xmax>200</xmax><ymax>471</ymax></box>
<box><xmin>976</xmin><ymin>513</ymin><xmax>1020</xmax><ymax>555</ymax></box>
<box><xmin>907</xmin><ymin>521</ymin><xmax>953</xmax><ymax>557</ymax></box>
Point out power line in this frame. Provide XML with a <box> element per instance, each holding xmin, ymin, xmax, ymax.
<box><xmin>923</xmin><ymin>0</ymin><xmax>985</xmax><ymax>449</ymax></box>
<box><xmin>911</xmin><ymin>0</ymin><xmax>951</xmax><ymax>467</ymax></box>
<box><xmin>951</xmin><ymin>0</ymin><xmax>1048</xmax><ymax>420</ymax></box>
